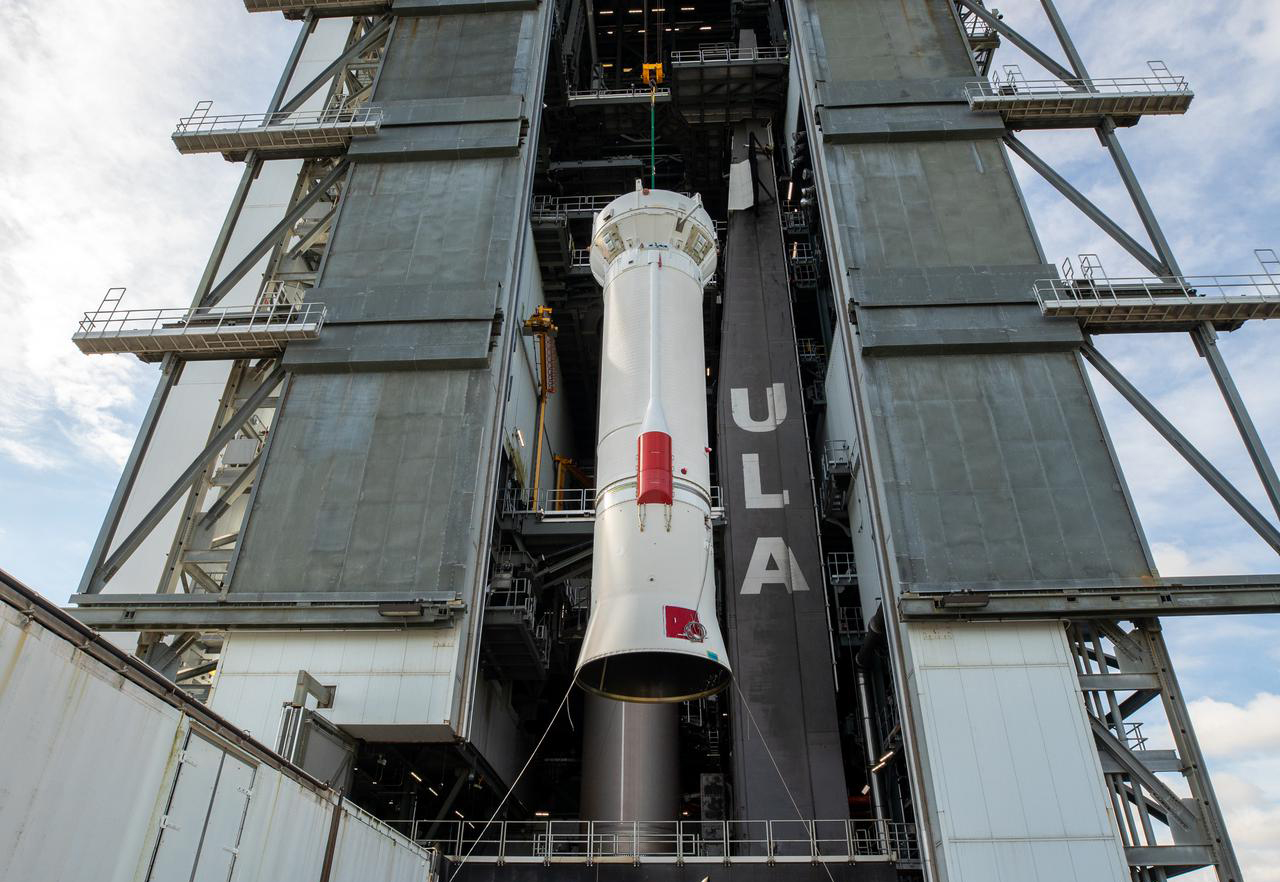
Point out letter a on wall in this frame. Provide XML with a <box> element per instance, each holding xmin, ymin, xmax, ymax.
<box><xmin>740</xmin><ymin>537</ymin><xmax>812</xmax><ymax>594</ymax></box>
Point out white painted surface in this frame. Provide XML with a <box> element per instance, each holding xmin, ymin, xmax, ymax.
<box><xmin>822</xmin><ymin>328</ymin><xmax>857</xmax><ymax>455</ymax></box>
<box><xmin>210</xmin><ymin>629</ymin><xmax>464</xmax><ymax>741</ymax></box>
<box><xmin>330</xmin><ymin>803</ymin><xmax>435</xmax><ymax>882</ymax></box>
<box><xmin>0</xmin><ymin>598</ymin><xmax>435</xmax><ymax>882</ymax></box>
<box><xmin>576</xmin><ymin>188</ymin><xmax>731</xmax><ymax>694</ymax></box>
<box><xmin>0</xmin><ymin>603</ymin><xmax>179</xmax><ymax>882</ymax></box>
<box><xmin>904</xmin><ymin>621</ymin><xmax>1129</xmax><ymax>882</ymax></box>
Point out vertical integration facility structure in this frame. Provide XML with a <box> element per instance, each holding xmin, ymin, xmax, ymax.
<box><xmin>7</xmin><ymin>1</ymin><xmax>1280</xmax><ymax>881</ymax></box>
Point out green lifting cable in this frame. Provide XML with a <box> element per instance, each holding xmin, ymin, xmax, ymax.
<box><xmin>649</xmin><ymin>86</ymin><xmax>656</xmax><ymax>189</ymax></box>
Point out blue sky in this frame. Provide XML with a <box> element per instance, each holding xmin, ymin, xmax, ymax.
<box><xmin>1</xmin><ymin>0</ymin><xmax>1277</xmax><ymax>876</ymax></box>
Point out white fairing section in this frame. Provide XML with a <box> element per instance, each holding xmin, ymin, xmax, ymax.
<box><xmin>905</xmin><ymin>621</ymin><xmax>1129</xmax><ymax>882</ymax></box>
<box><xmin>576</xmin><ymin>187</ymin><xmax>731</xmax><ymax>701</ymax></box>
<box><xmin>0</xmin><ymin>601</ymin><xmax>433</xmax><ymax>882</ymax></box>
<box><xmin>210</xmin><ymin>629</ymin><xmax>468</xmax><ymax>742</ymax></box>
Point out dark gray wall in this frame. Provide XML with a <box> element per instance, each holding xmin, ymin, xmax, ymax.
<box><xmin>717</xmin><ymin>123</ymin><xmax>848</xmax><ymax>820</ymax></box>
<box><xmin>233</xmin><ymin>7</ymin><xmax>551</xmax><ymax>604</ymax></box>
<box><xmin>793</xmin><ymin>0</ymin><xmax>1152</xmax><ymax>594</ymax></box>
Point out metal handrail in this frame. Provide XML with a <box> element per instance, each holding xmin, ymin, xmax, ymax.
<box><xmin>76</xmin><ymin>301</ymin><xmax>328</xmax><ymax>336</ymax></box>
<box><xmin>567</xmin><ymin>86</ymin><xmax>672</xmax><ymax>100</ymax></box>
<box><xmin>174</xmin><ymin>103</ymin><xmax>383</xmax><ymax>135</ymax></box>
<box><xmin>827</xmin><ymin>551</ymin><xmax>858</xmax><ymax>584</ymax></box>
<box><xmin>532</xmin><ymin>194</ymin><xmax>616</xmax><ymax>216</ymax></box>
<box><xmin>380</xmin><ymin>818</ymin><xmax>916</xmax><ymax>863</ymax></box>
<box><xmin>1034</xmin><ymin>272</ymin><xmax>1280</xmax><ymax>308</ymax></box>
<box><xmin>669</xmin><ymin>46</ymin><xmax>790</xmax><ymax>64</ymax></box>
<box><xmin>966</xmin><ymin>73</ymin><xmax>1191</xmax><ymax>102</ymax></box>
<box><xmin>502</xmin><ymin>486</ymin><xmax>724</xmax><ymax>518</ymax></box>
<box><xmin>837</xmin><ymin>606</ymin><xmax>865</xmax><ymax>636</ymax></box>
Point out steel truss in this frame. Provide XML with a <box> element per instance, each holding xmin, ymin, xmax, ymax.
<box><xmin>979</xmin><ymin>2</ymin><xmax>1280</xmax><ymax>550</ymax></box>
<box><xmin>69</xmin><ymin>13</ymin><xmax>399</xmax><ymax>696</ymax></box>
<box><xmin>946</xmin><ymin>3</ymin><xmax>1276</xmax><ymax>879</ymax></box>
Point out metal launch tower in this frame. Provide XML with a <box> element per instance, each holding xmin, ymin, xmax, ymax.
<box><xmin>9</xmin><ymin>1</ymin><xmax>1280</xmax><ymax>881</ymax></box>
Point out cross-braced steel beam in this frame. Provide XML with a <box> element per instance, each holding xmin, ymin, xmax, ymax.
<box><xmin>85</xmin><ymin>364</ymin><xmax>287</xmax><ymax>593</ymax></box>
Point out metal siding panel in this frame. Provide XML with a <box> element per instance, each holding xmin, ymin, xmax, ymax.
<box><xmin>147</xmin><ymin>735</ymin><xmax>224</xmax><ymax>882</ymax></box>
<box><xmin>191</xmin><ymin>753</ymin><xmax>256</xmax><ymax>882</ymax></box>
<box><xmin>0</xmin><ymin>605</ymin><xmax>184</xmax><ymax>882</ymax></box>
<box><xmin>907</xmin><ymin>623</ymin><xmax>1129</xmax><ymax>880</ymax></box>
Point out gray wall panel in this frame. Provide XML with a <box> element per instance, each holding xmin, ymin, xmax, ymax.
<box><xmin>377</xmin><ymin>13</ymin><xmax>522</xmax><ymax>99</ymax></box>
<box><xmin>233</xmin><ymin>0</ymin><xmax>550</xmax><ymax>607</ymax></box>
<box><xmin>863</xmin><ymin>353</ymin><xmax>1149</xmax><ymax>589</ymax></box>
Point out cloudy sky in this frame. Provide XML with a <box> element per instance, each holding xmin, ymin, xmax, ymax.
<box><xmin>1</xmin><ymin>0</ymin><xmax>1277</xmax><ymax>876</ymax></box>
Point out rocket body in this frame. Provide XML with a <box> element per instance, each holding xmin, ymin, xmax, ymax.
<box><xmin>574</xmin><ymin>185</ymin><xmax>731</xmax><ymax>702</ymax></box>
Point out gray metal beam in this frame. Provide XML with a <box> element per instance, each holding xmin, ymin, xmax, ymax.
<box><xmin>198</xmin><ymin>451</ymin><xmax>262</xmax><ymax>529</ymax></box>
<box><xmin>1036</xmin><ymin>0</ymin><xmax>1091</xmax><ymax>79</ymax></box>
<box><xmin>1124</xmin><ymin>845</ymin><xmax>1216</xmax><ymax>869</ymax></box>
<box><xmin>1077</xmin><ymin>673</ymin><xmax>1160</xmax><ymax>691</ymax></box>
<box><xmin>1097</xmin><ymin>121</ymin><xmax>1183</xmax><ymax>277</ymax></box>
<box><xmin>1090</xmin><ymin>717</ymin><xmax>1200</xmax><ymax>834</ymax></box>
<box><xmin>277</xmin><ymin>17</ymin><xmax>391</xmax><ymax>115</ymax></box>
<box><xmin>1195</xmin><ymin>324</ymin><xmax>1280</xmax><ymax>521</ymax></box>
<box><xmin>1139</xmin><ymin>619</ymin><xmax>1243</xmax><ymax>880</ymax></box>
<box><xmin>1083</xmin><ymin>344</ymin><xmax>1280</xmax><ymax>553</ymax></box>
<box><xmin>1004</xmin><ymin>135</ymin><xmax>1168</xmax><ymax>276</ymax></box>
<box><xmin>66</xmin><ymin>602</ymin><xmax>461</xmax><ymax>631</ymax></box>
<box><xmin>953</xmin><ymin>0</ymin><xmax>1078</xmax><ymax>84</ymax></box>
<box><xmin>76</xmin><ymin>356</ymin><xmax>181</xmax><ymax>595</ymax></box>
<box><xmin>192</xmin><ymin>12</ymin><xmax>313</xmax><ymax>306</ymax></box>
<box><xmin>87</xmin><ymin>366</ymin><xmax>287</xmax><ymax>591</ymax></box>
<box><xmin>898</xmin><ymin>575</ymin><xmax>1280</xmax><ymax>620</ymax></box>
<box><xmin>201</xmin><ymin>160</ymin><xmax>350</xmax><ymax>308</ymax></box>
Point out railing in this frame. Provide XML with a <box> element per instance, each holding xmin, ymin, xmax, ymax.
<box><xmin>567</xmin><ymin>86</ymin><xmax>671</xmax><ymax>102</ymax></box>
<box><xmin>501</xmin><ymin>486</ymin><xmax>724</xmax><ymax>519</ymax></box>
<box><xmin>670</xmin><ymin>45</ymin><xmax>790</xmax><ymax>65</ymax></box>
<box><xmin>386</xmin><ymin>819</ymin><xmax>917</xmax><ymax>863</ymax></box>
<box><xmin>837</xmin><ymin>606</ymin><xmax>865</xmax><ymax>637</ymax></box>
<box><xmin>797</xmin><ymin>337</ymin><xmax>826</xmax><ymax>361</ymax></box>
<box><xmin>1034</xmin><ymin>251</ymin><xmax>1280</xmax><ymax>312</ymax></box>
<box><xmin>174</xmin><ymin>101</ymin><xmax>383</xmax><ymax>137</ymax></box>
<box><xmin>822</xmin><ymin>440</ymin><xmax>854</xmax><ymax>476</ymax></box>
<box><xmin>782</xmin><ymin>209</ymin><xmax>808</xmax><ymax>234</ymax></box>
<box><xmin>827</xmin><ymin>551</ymin><xmax>858</xmax><ymax>586</ymax></box>
<box><xmin>966</xmin><ymin>62</ymin><xmax>1191</xmax><ymax>104</ymax></box>
<box><xmin>1122</xmin><ymin>721</ymin><xmax>1148</xmax><ymax>751</ymax></box>
<box><xmin>532</xmin><ymin>194</ymin><xmax>616</xmax><ymax>220</ymax></box>
<box><xmin>486</xmin><ymin>578</ymin><xmax>536</xmax><ymax>625</ymax></box>
<box><xmin>76</xmin><ymin>301</ymin><xmax>327</xmax><ymax>337</ymax></box>
<box><xmin>787</xmin><ymin>242</ymin><xmax>817</xmax><ymax>266</ymax></box>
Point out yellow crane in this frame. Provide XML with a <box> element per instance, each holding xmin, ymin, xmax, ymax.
<box><xmin>521</xmin><ymin>306</ymin><xmax>558</xmax><ymax>505</ymax></box>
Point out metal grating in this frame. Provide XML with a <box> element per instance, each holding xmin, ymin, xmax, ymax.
<box><xmin>172</xmin><ymin>101</ymin><xmax>382</xmax><ymax>159</ymax></box>
<box><xmin>1035</xmin><ymin>251</ymin><xmax>1280</xmax><ymax>330</ymax></box>
<box><xmin>669</xmin><ymin>46</ymin><xmax>790</xmax><ymax>66</ymax></box>
<box><xmin>566</xmin><ymin>86</ymin><xmax>672</xmax><ymax>106</ymax></box>
<box><xmin>396</xmin><ymin>818</ymin><xmax>916</xmax><ymax>864</ymax></box>
<box><xmin>501</xmin><ymin>487</ymin><xmax>725</xmax><ymax>523</ymax></box>
<box><xmin>966</xmin><ymin>62</ymin><xmax>1193</xmax><ymax>125</ymax></box>
<box><xmin>73</xmin><ymin>293</ymin><xmax>327</xmax><ymax>361</ymax></box>
<box><xmin>826</xmin><ymin>552</ymin><xmax>858</xmax><ymax>587</ymax></box>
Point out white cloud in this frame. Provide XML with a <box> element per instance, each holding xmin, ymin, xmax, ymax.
<box><xmin>1189</xmin><ymin>692</ymin><xmax>1280</xmax><ymax>757</ymax></box>
<box><xmin>0</xmin><ymin>1</ymin><xmax>293</xmax><ymax>470</ymax></box>
<box><xmin>1186</xmin><ymin>695</ymin><xmax>1280</xmax><ymax>881</ymax></box>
